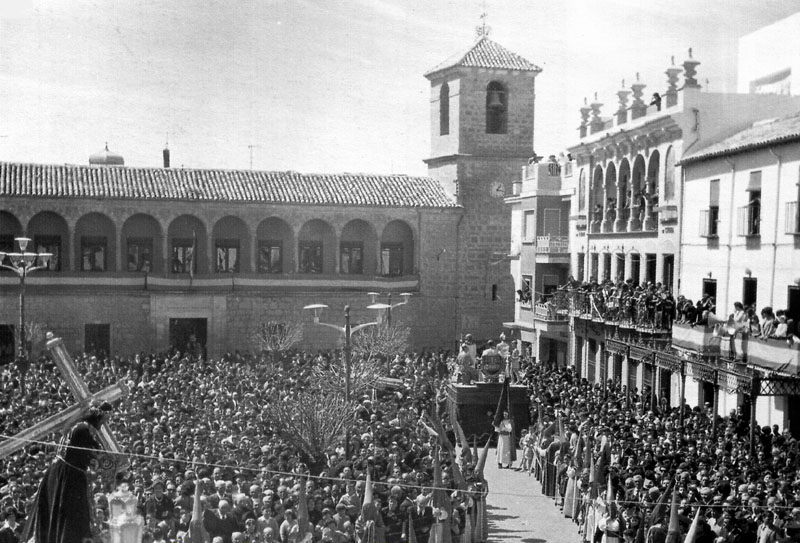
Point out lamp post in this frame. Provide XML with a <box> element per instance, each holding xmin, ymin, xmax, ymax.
<box><xmin>366</xmin><ymin>292</ymin><xmax>412</xmax><ymax>326</ymax></box>
<box><xmin>303</xmin><ymin>302</ymin><xmax>385</xmax><ymax>459</ymax></box>
<box><xmin>0</xmin><ymin>237</ymin><xmax>52</xmax><ymax>393</ymax></box>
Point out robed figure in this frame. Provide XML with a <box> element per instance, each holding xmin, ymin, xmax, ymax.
<box><xmin>494</xmin><ymin>412</ymin><xmax>514</xmax><ymax>469</ymax></box>
<box><xmin>23</xmin><ymin>402</ymin><xmax>113</xmax><ymax>543</ymax></box>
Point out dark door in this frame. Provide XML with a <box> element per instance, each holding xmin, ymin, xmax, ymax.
<box><xmin>169</xmin><ymin>318</ymin><xmax>208</xmax><ymax>358</ymax></box>
<box><xmin>743</xmin><ymin>278</ymin><xmax>758</xmax><ymax>308</ymax></box>
<box><xmin>0</xmin><ymin>325</ymin><xmax>14</xmax><ymax>365</ymax></box>
<box><xmin>703</xmin><ymin>278</ymin><xmax>717</xmax><ymax>299</ymax></box>
<box><xmin>84</xmin><ymin>324</ymin><xmax>110</xmax><ymax>358</ymax></box>
<box><xmin>702</xmin><ymin>380</ymin><xmax>715</xmax><ymax>409</ymax></box>
<box><xmin>788</xmin><ymin>286</ymin><xmax>800</xmax><ymax>332</ymax></box>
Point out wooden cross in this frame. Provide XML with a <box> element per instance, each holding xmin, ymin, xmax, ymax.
<box><xmin>0</xmin><ymin>333</ymin><xmax>129</xmax><ymax>477</ymax></box>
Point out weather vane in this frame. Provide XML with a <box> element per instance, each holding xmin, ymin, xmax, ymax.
<box><xmin>476</xmin><ymin>0</ymin><xmax>491</xmax><ymax>37</ymax></box>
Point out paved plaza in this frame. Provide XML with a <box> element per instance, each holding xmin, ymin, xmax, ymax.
<box><xmin>484</xmin><ymin>448</ymin><xmax>579</xmax><ymax>543</ymax></box>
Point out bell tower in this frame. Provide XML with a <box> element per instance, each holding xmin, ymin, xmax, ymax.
<box><xmin>424</xmin><ymin>33</ymin><xmax>541</xmax><ymax>339</ymax></box>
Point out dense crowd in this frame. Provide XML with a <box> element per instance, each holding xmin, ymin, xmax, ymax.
<box><xmin>518</xmin><ymin>362</ymin><xmax>800</xmax><ymax>543</ymax></box>
<box><xmin>0</xmin><ymin>346</ymin><xmax>481</xmax><ymax>543</ymax></box>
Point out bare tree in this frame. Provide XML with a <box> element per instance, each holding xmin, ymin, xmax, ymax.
<box><xmin>262</xmin><ymin>388</ymin><xmax>356</xmax><ymax>465</ymax></box>
<box><xmin>350</xmin><ymin>323</ymin><xmax>410</xmax><ymax>366</ymax></box>
<box><xmin>310</xmin><ymin>353</ymin><xmax>386</xmax><ymax>398</ymax></box>
<box><xmin>251</xmin><ymin>321</ymin><xmax>303</xmax><ymax>362</ymax></box>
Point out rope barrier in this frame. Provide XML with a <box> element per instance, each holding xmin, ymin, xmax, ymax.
<box><xmin>2</xmin><ymin>432</ymin><xmax>796</xmax><ymax>511</ymax></box>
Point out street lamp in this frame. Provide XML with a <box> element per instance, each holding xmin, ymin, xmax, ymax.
<box><xmin>0</xmin><ymin>237</ymin><xmax>52</xmax><ymax>393</ymax></box>
<box><xmin>303</xmin><ymin>303</ymin><xmax>384</xmax><ymax>459</ymax></box>
<box><xmin>366</xmin><ymin>292</ymin><xmax>411</xmax><ymax>326</ymax></box>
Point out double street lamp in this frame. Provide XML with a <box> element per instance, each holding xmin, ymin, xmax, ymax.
<box><xmin>366</xmin><ymin>292</ymin><xmax>411</xmax><ymax>326</ymax></box>
<box><xmin>0</xmin><ymin>237</ymin><xmax>52</xmax><ymax>392</ymax></box>
<box><xmin>303</xmin><ymin>301</ymin><xmax>396</xmax><ymax>458</ymax></box>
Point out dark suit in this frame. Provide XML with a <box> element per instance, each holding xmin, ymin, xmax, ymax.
<box><xmin>403</xmin><ymin>505</ymin><xmax>433</xmax><ymax>543</ymax></box>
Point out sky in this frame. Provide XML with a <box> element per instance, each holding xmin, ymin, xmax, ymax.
<box><xmin>0</xmin><ymin>0</ymin><xmax>798</xmax><ymax>176</ymax></box>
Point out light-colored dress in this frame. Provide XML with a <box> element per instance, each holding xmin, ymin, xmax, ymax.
<box><xmin>495</xmin><ymin>419</ymin><xmax>513</xmax><ymax>466</ymax></box>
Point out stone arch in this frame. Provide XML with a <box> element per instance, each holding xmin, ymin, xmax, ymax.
<box><xmin>440</xmin><ymin>82</ymin><xmax>450</xmax><ymax>136</ymax></box>
<box><xmin>211</xmin><ymin>216</ymin><xmax>250</xmax><ymax>273</ymax></box>
<box><xmin>27</xmin><ymin>211</ymin><xmax>69</xmax><ymax>271</ymax></box>
<box><xmin>664</xmin><ymin>146</ymin><xmax>676</xmax><ymax>201</ymax></box>
<box><xmin>380</xmin><ymin>220</ymin><xmax>414</xmax><ymax>276</ymax></box>
<box><xmin>578</xmin><ymin>168</ymin><xmax>587</xmax><ymax>212</ymax></box>
<box><xmin>121</xmin><ymin>213</ymin><xmax>163</xmax><ymax>273</ymax></box>
<box><xmin>298</xmin><ymin>219</ymin><xmax>335</xmax><ymax>274</ymax></box>
<box><xmin>630</xmin><ymin>154</ymin><xmax>647</xmax><ymax>230</ymax></box>
<box><xmin>167</xmin><ymin>215</ymin><xmax>208</xmax><ymax>275</ymax></box>
<box><xmin>615</xmin><ymin>159</ymin><xmax>630</xmax><ymax>231</ymax></box>
<box><xmin>74</xmin><ymin>212</ymin><xmax>116</xmax><ymax>272</ymax></box>
<box><xmin>256</xmin><ymin>217</ymin><xmax>294</xmax><ymax>274</ymax></box>
<box><xmin>591</xmin><ymin>165</ymin><xmax>604</xmax><ymax>223</ymax></box>
<box><xmin>486</xmin><ymin>81</ymin><xmax>508</xmax><ymax>134</ymax></box>
<box><xmin>341</xmin><ymin>219</ymin><xmax>379</xmax><ymax>275</ymax></box>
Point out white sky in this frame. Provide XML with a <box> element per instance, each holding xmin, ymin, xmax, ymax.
<box><xmin>0</xmin><ymin>0</ymin><xmax>798</xmax><ymax>176</ymax></box>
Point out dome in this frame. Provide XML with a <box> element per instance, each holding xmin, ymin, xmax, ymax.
<box><xmin>89</xmin><ymin>143</ymin><xmax>124</xmax><ymax>166</ymax></box>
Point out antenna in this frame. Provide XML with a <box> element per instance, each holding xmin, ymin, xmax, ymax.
<box><xmin>247</xmin><ymin>144</ymin><xmax>262</xmax><ymax>170</ymax></box>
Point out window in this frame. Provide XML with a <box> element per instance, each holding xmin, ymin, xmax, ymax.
<box><xmin>172</xmin><ymin>238</ymin><xmax>195</xmax><ymax>274</ymax></box>
<box><xmin>491</xmin><ymin>284</ymin><xmax>498</xmax><ymax>301</ymax></box>
<box><xmin>215</xmin><ymin>239</ymin><xmax>240</xmax><ymax>273</ymax></box>
<box><xmin>33</xmin><ymin>235</ymin><xmax>61</xmax><ymax>271</ymax></box>
<box><xmin>439</xmin><ymin>82</ymin><xmax>450</xmax><ymax>136</ymax></box>
<box><xmin>485</xmin><ymin>81</ymin><xmax>507</xmax><ymax>134</ymax></box>
<box><xmin>786</xmin><ymin>201</ymin><xmax>800</xmax><ymax>234</ymax></box>
<box><xmin>127</xmin><ymin>237</ymin><xmax>153</xmax><ymax>272</ymax></box>
<box><xmin>299</xmin><ymin>242</ymin><xmax>323</xmax><ymax>274</ymax></box>
<box><xmin>0</xmin><ymin>235</ymin><xmax>13</xmax><ymax>268</ymax></box>
<box><xmin>701</xmin><ymin>178</ymin><xmax>720</xmax><ymax>237</ymax></box>
<box><xmin>737</xmin><ymin>190</ymin><xmax>760</xmax><ymax>236</ymax></box>
<box><xmin>590</xmin><ymin>253</ymin><xmax>599</xmax><ymax>281</ymax></box>
<box><xmin>576</xmin><ymin>253</ymin><xmax>585</xmax><ymax>282</ymax></box>
<box><xmin>81</xmin><ymin>236</ymin><xmax>107</xmax><ymax>271</ymax></box>
<box><xmin>380</xmin><ymin>243</ymin><xmax>403</xmax><ymax>276</ymax></box>
<box><xmin>340</xmin><ymin>243</ymin><xmax>364</xmax><ymax>275</ymax></box>
<box><xmin>603</xmin><ymin>254</ymin><xmax>611</xmax><ymax>281</ymax></box>
<box><xmin>630</xmin><ymin>254</ymin><xmax>640</xmax><ymax>284</ymax></box>
<box><xmin>543</xmin><ymin>209</ymin><xmax>561</xmax><ymax>236</ymax></box>
<box><xmin>258</xmin><ymin>240</ymin><xmax>283</xmax><ymax>273</ymax></box>
<box><xmin>519</xmin><ymin>275</ymin><xmax>532</xmax><ymax>306</ymax></box>
<box><xmin>524</xmin><ymin>210</ymin><xmax>535</xmax><ymax>241</ymax></box>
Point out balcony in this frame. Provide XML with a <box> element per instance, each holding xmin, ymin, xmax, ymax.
<box><xmin>571</xmin><ymin>214</ymin><xmax>588</xmax><ymax>230</ymax></box>
<box><xmin>535</xmin><ymin>235</ymin><xmax>570</xmax><ymax>264</ymax></box>
<box><xmin>737</xmin><ymin>205</ymin><xmax>760</xmax><ymax>237</ymax></box>
<box><xmin>786</xmin><ymin>201</ymin><xmax>799</xmax><ymax>235</ymax></box>
<box><xmin>0</xmin><ymin>271</ymin><xmax>421</xmax><ymax>293</ymax></box>
<box><xmin>699</xmin><ymin>208</ymin><xmax>719</xmax><ymax>238</ymax></box>
<box><xmin>671</xmin><ymin>321</ymin><xmax>800</xmax><ymax>375</ymax></box>
<box><xmin>533</xmin><ymin>296</ymin><xmax>570</xmax><ymax>335</ymax></box>
<box><xmin>535</xmin><ymin>235</ymin><xmax>569</xmax><ymax>253</ymax></box>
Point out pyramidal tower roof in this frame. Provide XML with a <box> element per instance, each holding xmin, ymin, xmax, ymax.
<box><xmin>425</xmin><ymin>35</ymin><xmax>542</xmax><ymax>78</ymax></box>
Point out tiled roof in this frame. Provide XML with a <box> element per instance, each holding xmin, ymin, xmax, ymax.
<box><xmin>681</xmin><ymin>111</ymin><xmax>800</xmax><ymax>164</ymax></box>
<box><xmin>425</xmin><ymin>36</ymin><xmax>541</xmax><ymax>77</ymax></box>
<box><xmin>0</xmin><ymin>162</ymin><xmax>459</xmax><ymax>208</ymax></box>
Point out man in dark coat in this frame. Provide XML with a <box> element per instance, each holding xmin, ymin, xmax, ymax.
<box><xmin>22</xmin><ymin>402</ymin><xmax>112</xmax><ymax>543</ymax></box>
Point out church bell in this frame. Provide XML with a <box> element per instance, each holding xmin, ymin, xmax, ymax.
<box><xmin>487</xmin><ymin>90</ymin><xmax>504</xmax><ymax>110</ymax></box>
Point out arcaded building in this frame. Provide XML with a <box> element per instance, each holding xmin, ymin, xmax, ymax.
<box><xmin>0</xmin><ymin>34</ymin><xmax>542</xmax><ymax>359</ymax></box>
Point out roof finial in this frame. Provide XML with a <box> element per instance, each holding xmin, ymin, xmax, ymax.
<box><xmin>621</xmin><ymin>78</ymin><xmax>625</xmax><ymax>88</ymax></box>
<box><xmin>671</xmin><ymin>55</ymin><xmax>675</xmax><ymax>66</ymax></box>
<box><xmin>476</xmin><ymin>0</ymin><xmax>491</xmax><ymax>37</ymax></box>
<box><xmin>636</xmin><ymin>72</ymin><xmax>640</xmax><ymax>82</ymax></box>
<box><xmin>104</xmin><ymin>141</ymin><xmax>109</xmax><ymax>151</ymax></box>
<box><xmin>688</xmin><ymin>47</ymin><xmax>693</xmax><ymax>59</ymax></box>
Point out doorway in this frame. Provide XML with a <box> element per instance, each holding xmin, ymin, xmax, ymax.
<box><xmin>787</xmin><ymin>396</ymin><xmax>800</xmax><ymax>437</ymax></box>
<box><xmin>0</xmin><ymin>325</ymin><xmax>14</xmax><ymax>365</ymax></box>
<box><xmin>702</xmin><ymin>278</ymin><xmax>717</xmax><ymax>299</ymax></box>
<box><xmin>787</xmin><ymin>286</ymin><xmax>800</xmax><ymax>325</ymax></box>
<box><xmin>84</xmin><ymin>324</ymin><xmax>110</xmax><ymax>358</ymax></box>
<box><xmin>743</xmin><ymin>277</ymin><xmax>757</xmax><ymax>308</ymax></box>
<box><xmin>169</xmin><ymin>318</ymin><xmax>207</xmax><ymax>358</ymax></box>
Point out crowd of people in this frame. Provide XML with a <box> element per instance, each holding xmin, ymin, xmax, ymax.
<box><xmin>0</xmin><ymin>346</ymin><xmax>487</xmax><ymax>543</ymax></box>
<box><xmin>515</xmin><ymin>362</ymin><xmax>800</xmax><ymax>543</ymax></box>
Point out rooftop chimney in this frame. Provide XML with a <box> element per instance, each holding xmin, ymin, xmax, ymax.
<box><xmin>163</xmin><ymin>145</ymin><xmax>170</xmax><ymax>168</ymax></box>
<box><xmin>630</xmin><ymin>73</ymin><xmax>647</xmax><ymax>119</ymax></box>
<box><xmin>683</xmin><ymin>48</ymin><xmax>701</xmax><ymax>89</ymax></box>
<box><xmin>616</xmin><ymin>79</ymin><xmax>631</xmax><ymax>125</ymax></box>
<box><xmin>665</xmin><ymin>55</ymin><xmax>683</xmax><ymax>107</ymax></box>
